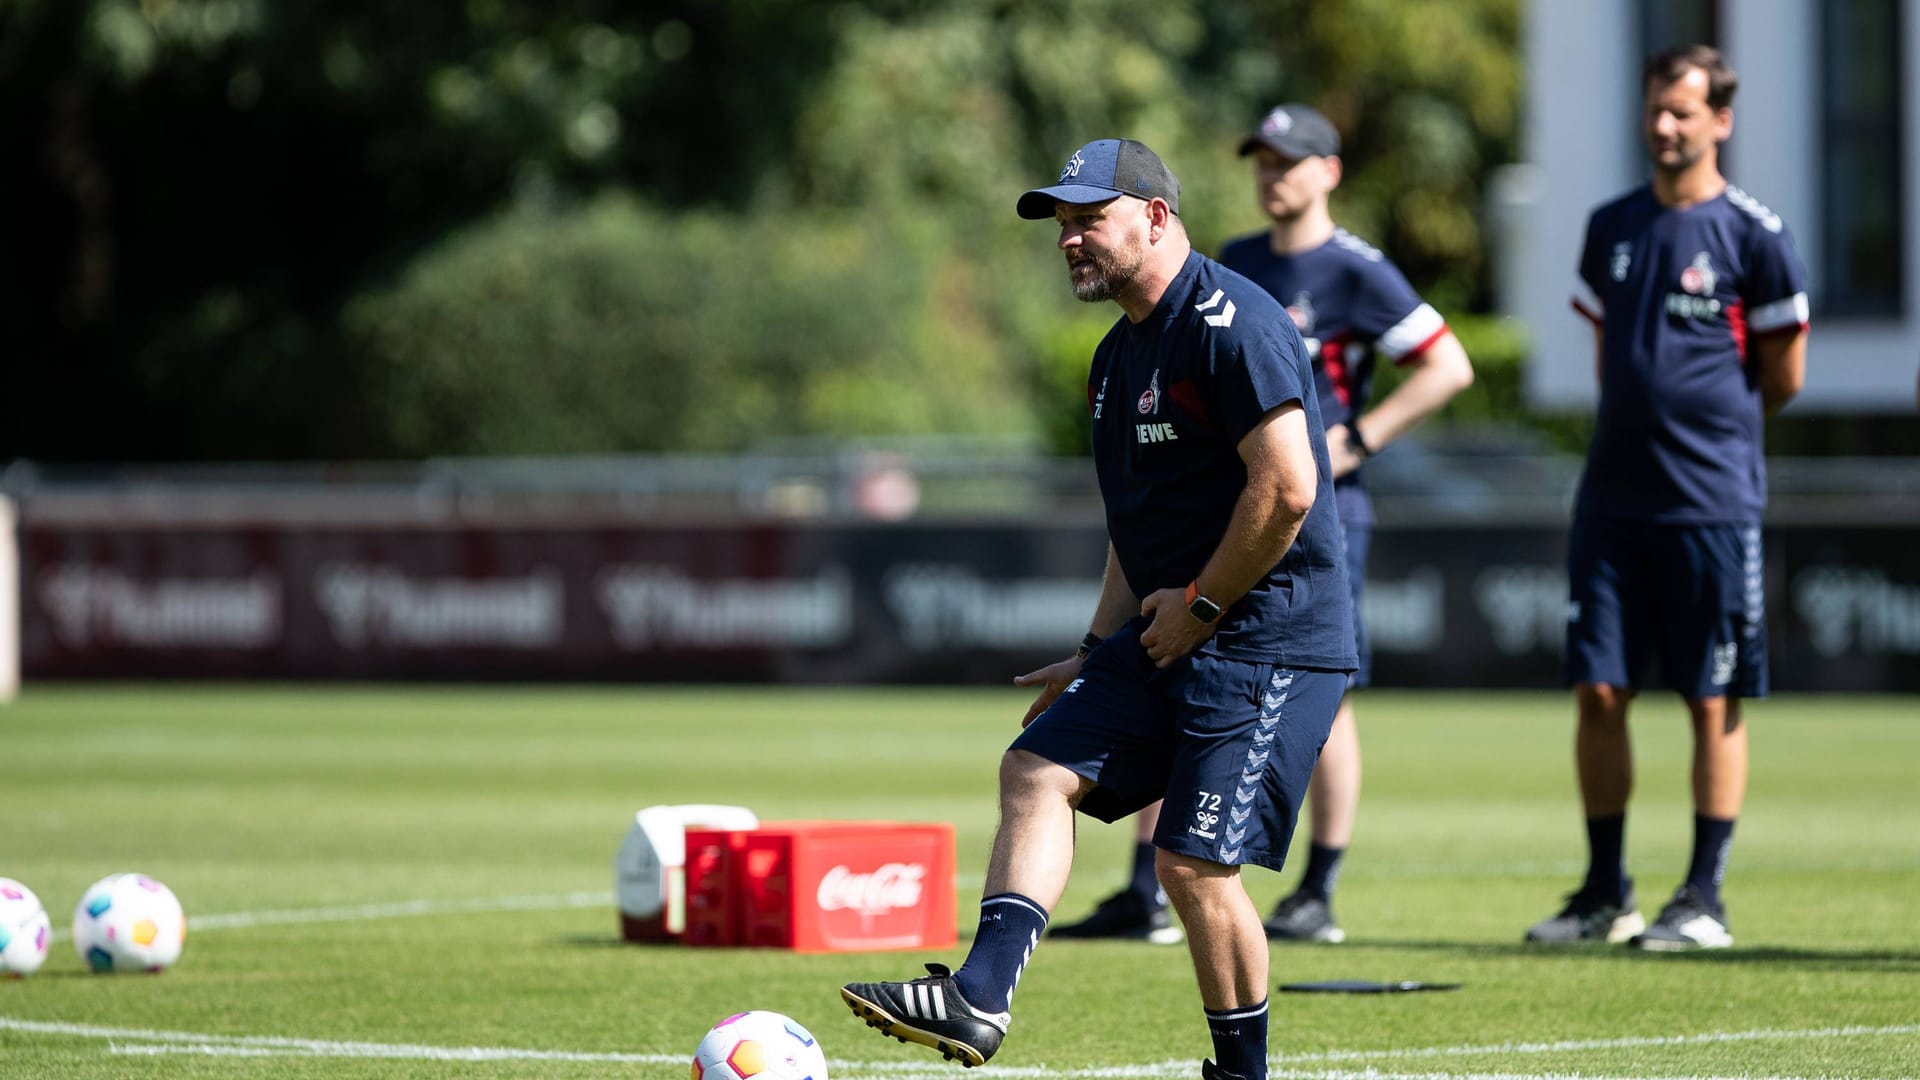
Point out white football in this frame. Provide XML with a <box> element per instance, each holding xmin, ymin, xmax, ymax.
<box><xmin>72</xmin><ymin>873</ymin><xmax>186</xmax><ymax>974</ymax></box>
<box><xmin>0</xmin><ymin>878</ymin><xmax>52</xmax><ymax>977</ymax></box>
<box><xmin>692</xmin><ymin>1010</ymin><xmax>830</xmax><ymax>1080</ymax></box>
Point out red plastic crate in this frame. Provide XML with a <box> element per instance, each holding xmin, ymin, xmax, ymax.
<box><xmin>680</xmin><ymin>829</ymin><xmax>750</xmax><ymax>947</ymax></box>
<box><xmin>682</xmin><ymin>821</ymin><xmax>956</xmax><ymax>953</ymax></box>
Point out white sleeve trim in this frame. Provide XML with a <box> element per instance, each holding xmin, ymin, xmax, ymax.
<box><xmin>1749</xmin><ymin>292</ymin><xmax>1810</xmax><ymax>333</ymax></box>
<box><xmin>1572</xmin><ymin>280</ymin><xmax>1603</xmax><ymax>323</ymax></box>
<box><xmin>1377</xmin><ymin>302</ymin><xmax>1447</xmax><ymax>360</ymax></box>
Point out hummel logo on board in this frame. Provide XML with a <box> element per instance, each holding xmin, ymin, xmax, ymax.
<box><xmin>1195</xmin><ymin>289</ymin><xmax>1236</xmax><ymax>327</ymax></box>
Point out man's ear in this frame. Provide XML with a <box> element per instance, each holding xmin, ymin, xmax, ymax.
<box><xmin>1147</xmin><ymin>197</ymin><xmax>1172</xmax><ymax>239</ymax></box>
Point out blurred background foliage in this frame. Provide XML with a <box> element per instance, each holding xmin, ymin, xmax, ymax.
<box><xmin>2</xmin><ymin>0</ymin><xmax>1526</xmax><ymax>461</ymax></box>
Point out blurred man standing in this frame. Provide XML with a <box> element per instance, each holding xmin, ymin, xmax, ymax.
<box><xmin>1527</xmin><ymin>44</ymin><xmax>1808</xmax><ymax>951</ymax></box>
<box><xmin>1049</xmin><ymin>104</ymin><xmax>1473</xmax><ymax>947</ymax></box>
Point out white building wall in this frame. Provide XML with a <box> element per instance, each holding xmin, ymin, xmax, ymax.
<box><xmin>1506</xmin><ymin>0</ymin><xmax>1920</xmax><ymax>413</ymax></box>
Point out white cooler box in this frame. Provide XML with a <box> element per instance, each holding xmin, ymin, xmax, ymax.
<box><xmin>614</xmin><ymin>804</ymin><xmax>758</xmax><ymax>942</ymax></box>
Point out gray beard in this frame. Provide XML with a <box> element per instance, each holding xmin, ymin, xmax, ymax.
<box><xmin>1068</xmin><ymin>254</ymin><xmax>1139</xmax><ymax>303</ymax></box>
<box><xmin>1072</xmin><ymin>276</ymin><xmax>1118</xmax><ymax>303</ymax></box>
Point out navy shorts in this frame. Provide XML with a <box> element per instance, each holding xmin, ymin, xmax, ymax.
<box><xmin>1342</xmin><ymin>522</ymin><xmax>1372</xmax><ymax>691</ymax></box>
<box><xmin>1564</xmin><ymin>518</ymin><xmax>1768</xmax><ymax>699</ymax></box>
<box><xmin>1009</xmin><ymin>616</ymin><xmax>1347</xmax><ymax>872</ymax></box>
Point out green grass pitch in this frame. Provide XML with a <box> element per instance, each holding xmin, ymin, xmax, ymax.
<box><xmin>2</xmin><ymin>685</ymin><xmax>1916</xmax><ymax>1078</ymax></box>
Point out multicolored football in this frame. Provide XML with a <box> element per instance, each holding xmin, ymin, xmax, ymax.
<box><xmin>71</xmin><ymin>873</ymin><xmax>186</xmax><ymax>974</ymax></box>
<box><xmin>691</xmin><ymin>1010</ymin><xmax>829</xmax><ymax>1080</ymax></box>
<box><xmin>0</xmin><ymin>878</ymin><xmax>52</xmax><ymax>977</ymax></box>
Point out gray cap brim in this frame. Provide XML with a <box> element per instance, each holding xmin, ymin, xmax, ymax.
<box><xmin>1016</xmin><ymin>183</ymin><xmax>1128</xmax><ymax>220</ymax></box>
<box><xmin>1238</xmin><ymin>134</ymin><xmax>1313</xmax><ymax>159</ymax></box>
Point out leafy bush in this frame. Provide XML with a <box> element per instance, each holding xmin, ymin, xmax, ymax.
<box><xmin>346</xmin><ymin>197</ymin><xmax>1038</xmax><ymax>454</ymax></box>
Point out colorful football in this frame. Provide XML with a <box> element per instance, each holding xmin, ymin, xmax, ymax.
<box><xmin>0</xmin><ymin>878</ymin><xmax>52</xmax><ymax>977</ymax></box>
<box><xmin>71</xmin><ymin>873</ymin><xmax>186</xmax><ymax>974</ymax></box>
<box><xmin>691</xmin><ymin>1010</ymin><xmax>829</xmax><ymax>1080</ymax></box>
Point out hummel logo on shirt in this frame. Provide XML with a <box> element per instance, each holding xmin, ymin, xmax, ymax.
<box><xmin>1195</xmin><ymin>289</ymin><xmax>1236</xmax><ymax>327</ymax></box>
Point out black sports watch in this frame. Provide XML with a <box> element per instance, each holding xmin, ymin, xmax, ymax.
<box><xmin>1342</xmin><ymin>420</ymin><xmax>1372</xmax><ymax>459</ymax></box>
<box><xmin>1184</xmin><ymin>580</ymin><xmax>1224</xmax><ymax>624</ymax></box>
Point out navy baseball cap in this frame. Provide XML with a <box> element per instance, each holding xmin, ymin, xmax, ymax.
<box><xmin>1238</xmin><ymin>104</ymin><xmax>1342</xmax><ymax>160</ymax></box>
<box><xmin>1017</xmin><ymin>138</ymin><xmax>1181</xmax><ymax>220</ymax></box>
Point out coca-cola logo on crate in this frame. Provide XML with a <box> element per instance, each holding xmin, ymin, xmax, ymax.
<box><xmin>815</xmin><ymin>862</ymin><xmax>926</xmax><ymax>917</ymax></box>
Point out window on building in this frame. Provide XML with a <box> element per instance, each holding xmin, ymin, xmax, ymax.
<box><xmin>1636</xmin><ymin>2</ymin><xmax>1721</xmax><ymax>169</ymax></box>
<box><xmin>1819</xmin><ymin>0</ymin><xmax>1905</xmax><ymax>317</ymax></box>
<box><xmin>1639</xmin><ymin>0</ymin><xmax>1718</xmax><ymax>55</ymax></box>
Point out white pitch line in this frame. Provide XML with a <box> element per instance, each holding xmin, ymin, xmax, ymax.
<box><xmin>1270</xmin><ymin>1073</ymin><xmax>1842</xmax><ymax>1080</ymax></box>
<box><xmin>2</xmin><ymin>1018</ymin><xmax>677</xmax><ymax>1065</ymax></box>
<box><xmin>834</xmin><ymin>1024</ymin><xmax>1920</xmax><ymax>1078</ymax></box>
<box><xmin>47</xmin><ymin>890</ymin><xmax>614</xmax><ymax>943</ymax></box>
<box><xmin>6</xmin><ymin>1016</ymin><xmax>1915</xmax><ymax>1078</ymax></box>
<box><xmin>97</xmin><ymin>1050</ymin><xmax>1855</xmax><ymax>1080</ymax></box>
<box><xmin>1278</xmin><ymin>1023</ymin><xmax>1920</xmax><ymax>1066</ymax></box>
<box><xmin>830</xmin><ymin>1065</ymin><xmax>1908</xmax><ymax>1079</ymax></box>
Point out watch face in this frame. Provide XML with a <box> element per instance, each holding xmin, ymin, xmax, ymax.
<box><xmin>1188</xmin><ymin>596</ymin><xmax>1223</xmax><ymax>623</ymax></box>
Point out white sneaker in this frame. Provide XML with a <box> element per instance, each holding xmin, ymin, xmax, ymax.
<box><xmin>1524</xmin><ymin>888</ymin><xmax>1644</xmax><ymax>944</ymax></box>
<box><xmin>1631</xmin><ymin>887</ymin><xmax>1732</xmax><ymax>951</ymax></box>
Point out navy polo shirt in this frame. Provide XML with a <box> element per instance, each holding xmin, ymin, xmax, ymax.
<box><xmin>1571</xmin><ymin>185</ymin><xmax>1810</xmax><ymax>523</ymax></box>
<box><xmin>1219</xmin><ymin>227</ymin><xmax>1448</xmax><ymax>527</ymax></box>
<box><xmin>1087</xmin><ymin>250</ymin><xmax>1356</xmax><ymax>671</ymax></box>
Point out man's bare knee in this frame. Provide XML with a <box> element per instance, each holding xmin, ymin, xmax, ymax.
<box><xmin>998</xmin><ymin>749</ymin><xmax>1087</xmax><ymax>806</ymax></box>
<box><xmin>1686</xmin><ymin>695</ymin><xmax>1743</xmax><ymax>736</ymax></box>
<box><xmin>1154</xmin><ymin>849</ymin><xmax>1234</xmax><ymax>904</ymax></box>
<box><xmin>1576</xmin><ymin>682</ymin><xmax>1631</xmax><ymax>729</ymax></box>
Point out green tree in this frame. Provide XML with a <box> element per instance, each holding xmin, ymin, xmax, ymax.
<box><xmin>3</xmin><ymin>0</ymin><xmax>1525</xmax><ymax>461</ymax></box>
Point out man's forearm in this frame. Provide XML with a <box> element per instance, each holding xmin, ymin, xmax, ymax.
<box><xmin>1087</xmin><ymin>543</ymin><xmax>1139</xmax><ymax>638</ymax></box>
<box><xmin>1352</xmin><ymin>333</ymin><xmax>1474</xmax><ymax>451</ymax></box>
<box><xmin>1193</xmin><ymin>482</ymin><xmax>1307</xmax><ymax>609</ymax></box>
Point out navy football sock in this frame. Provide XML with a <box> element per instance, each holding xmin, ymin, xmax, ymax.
<box><xmin>1581</xmin><ymin>813</ymin><xmax>1628</xmax><ymax>901</ymax></box>
<box><xmin>1295</xmin><ymin>843</ymin><xmax>1345</xmax><ymax>901</ymax></box>
<box><xmin>1685</xmin><ymin>814</ymin><xmax>1735</xmax><ymax>909</ymax></box>
<box><xmin>1206</xmin><ymin>999</ymin><xmax>1269</xmax><ymax>1080</ymax></box>
<box><xmin>952</xmin><ymin>893</ymin><xmax>1048</xmax><ymax>1014</ymax></box>
<box><xmin>1127</xmin><ymin>841</ymin><xmax>1164</xmax><ymax>905</ymax></box>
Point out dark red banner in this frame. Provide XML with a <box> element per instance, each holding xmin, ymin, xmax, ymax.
<box><xmin>16</xmin><ymin>519</ymin><xmax>1920</xmax><ymax>691</ymax></box>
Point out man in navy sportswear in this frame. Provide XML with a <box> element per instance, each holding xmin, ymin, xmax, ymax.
<box><xmin>841</xmin><ymin>138</ymin><xmax>1354</xmax><ymax>1080</ymax></box>
<box><xmin>1051</xmin><ymin>104</ymin><xmax>1475</xmax><ymax>948</ymax></box>
<box><xmin>1525</xmin><ymin>44</ymin><xmax>1808</xmax><ymax>952</ymax></box>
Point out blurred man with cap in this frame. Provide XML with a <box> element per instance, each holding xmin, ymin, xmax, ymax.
<box><xmin>1050</xmin><ymin>105</ymin><xmax>1474</xmax><ymax>949</ymax></box>
<box><xmin>842</xmin><ymin>137</ymin><xmax>1355</xmax><ymax>1080</ymax></box>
